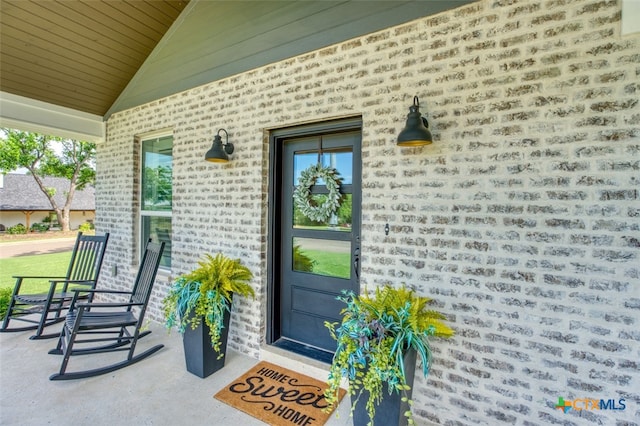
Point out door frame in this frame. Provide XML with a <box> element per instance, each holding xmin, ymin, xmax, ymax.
<box><xmin>266</xmin><ymin>116</ymin><xmax>362</xmax><ymax>347</ymax></box>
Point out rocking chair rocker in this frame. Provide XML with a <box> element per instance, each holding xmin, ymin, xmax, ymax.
<box><xmin>1</xmin><ymin>232</ymin><xmax>110</xmax><ymax>339</ymax></box>
<box><xmin>48</xmin><ymin>240</ymin><xmax>165</xmax><ymax>380</ymax></box>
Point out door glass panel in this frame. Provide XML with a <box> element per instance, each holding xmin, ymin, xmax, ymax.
<box><xmin>294</xmin><ymin>150</ymin><xmax>353</xmax><ymax>185</ymax></box>
<box><xmin>293</xmin><ymin>148</ymin><xmax>352</xmax><ymax>231</ymax></box>
<box><xmin>292</xmin><ymin>237</ymin><xmax>351</xmax><ymax>279</ymax></box>
<box><xmin>293</xmin><ymin>193</ymin><xmax>352</xmax><ymax>230</ymax></box>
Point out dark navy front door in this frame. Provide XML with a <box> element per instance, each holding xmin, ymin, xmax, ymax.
<box><xmin>272</xmin><ymin>122</ymin><xmax>361</xmax><ymax>355</ymax></box>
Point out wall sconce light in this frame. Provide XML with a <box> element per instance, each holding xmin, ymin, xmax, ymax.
<box><xmin>204</xmin><ymin>128</ymin><xmax>234</xmax><ymax>163</ymax></box>
<box><xmin>397</xmin><ymin>96</ymin><xmax>433</xmax><ymax>147</ymax></box>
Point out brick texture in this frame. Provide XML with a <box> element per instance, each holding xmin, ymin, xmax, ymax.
<box><xmin>98</xmin><ymin>1</ymin><xmax>639</xmax><ymax>424</ymax></box>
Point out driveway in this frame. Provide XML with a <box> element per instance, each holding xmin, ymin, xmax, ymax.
<box><xmin>0</xmin><ymin>238</ymin><xmax>76</xmax><ymax>259</ymax></box>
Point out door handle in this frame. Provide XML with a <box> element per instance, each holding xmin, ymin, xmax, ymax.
<box><xmin>353</xmin><ymin>247</ymin><xmax>360</xmax><ymax>279</ymax></box>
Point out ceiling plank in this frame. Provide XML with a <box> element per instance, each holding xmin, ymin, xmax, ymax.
<box><xmin>0</xmin><ymin>51</ymin><xmax>115</xmax><ymax>99</ymax></box>
<box><xmin>1</xmin><ymin>31</ymin><xmax>132</xmax><ymax>86</ymax></box>
<box><xmin>107</xmin><ymin>0</ymin><xmax>180</xmax><ymax>33</ymax></box>
<box><xmin>48</xmin><ymin>1</ymin><xmax>156</xmax><ymax>56</ymax></box>
<box><xmin>0</xmin><ymin>0</ymin><xmax>188</xmax><ymax>116</ymax></box>
<box><xmin>0</xmin><ymin>79</ymin><xmax>107</xmax><ymax>115</ymax></box>
<box><xmin>2</xmin><ymin>5</ymin><xmax>146</xmax><ymax>69</ymax></box>
<box><xmin>84</xmin><ymin>1</ymin><xmax>166</xmax><ymax>42</ymax></box>
<box><xmin>0</xmin><ymin>31</ymin><xmax>133</xmax><ymax>84</ymax></box>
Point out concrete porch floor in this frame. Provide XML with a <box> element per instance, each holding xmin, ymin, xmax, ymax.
<box><xmin>0</xmin><ymin>322</ymin><xmax>356</xmax><ymax>426</ymax></box>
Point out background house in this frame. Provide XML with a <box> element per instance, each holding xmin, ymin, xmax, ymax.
<box><xmin>0</xmin><ymin>1</ymin><xmax>638</xmax><ymax>425</ymax></box>
<box><xmin>0</xmin><ymin>173</ymin><xmax>95</xmax><ymax>231</ymax></box>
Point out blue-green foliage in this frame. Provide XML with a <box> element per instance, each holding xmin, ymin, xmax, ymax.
<box><xmin>164</xmin><ymin>277</ymin><xmax>231</xmax><ymax>358</ymax></box>
<box><xmin>162</xmin><ymin>253</ymin><xmax>254</xmax><ymax>359</ymax></box>
<box><xmin>324</xmin><ymin>285</ymin><xmax>454</xmax><ymax>425</ymax></box>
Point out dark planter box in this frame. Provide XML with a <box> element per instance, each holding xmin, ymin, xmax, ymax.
<box><xmin>352</xmin><ymin>349</ymin><xmax>417</xmax><ymax>426</ymax></box>
<box><xmin>182</xmin><ymin>307</ymin><xmax>231</xmax><ymax>378</ymax></box>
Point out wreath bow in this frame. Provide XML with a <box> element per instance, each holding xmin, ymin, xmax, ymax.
<box><xmin>293</xmin><ymin>164</ymin><xmax>342</xmax><ymax>222</ymax></box>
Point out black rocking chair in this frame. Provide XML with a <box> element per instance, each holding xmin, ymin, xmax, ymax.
<box><xmin>1</xmin><ymin>232</ymin><xmax>110</xmax><ymax>339</ymax></box>
<box><xmin>48</xmin><ymin>240</ymin><xmax>165</xmax><ymax>380</ymax></box>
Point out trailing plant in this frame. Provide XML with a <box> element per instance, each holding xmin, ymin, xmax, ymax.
<box><xmin>324</xmin><ymin>284</ymin><xmax>454</xmax><ymax>425</ymax></box>
<box><xmin>162</xmin><ymin>253</ymin><xmax>254</xmax><ymax>358</ymax></box>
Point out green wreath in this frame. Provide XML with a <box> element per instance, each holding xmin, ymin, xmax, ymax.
<box><xmin>293</xmin><ymin>164</ymin><xmax>342</xmax><ymax>222</ymax></box>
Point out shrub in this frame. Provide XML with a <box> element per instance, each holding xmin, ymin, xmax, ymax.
<box><xmin>30</xmin><ymin>222</ymin><xmax>49</xmax><ymax>232</ymax></box>
<box><xmin>79</xmin><ymin>222</ymin><xmax>94</xmax><ymax>232</ymax></box>
<box><xmin>7</xmin><ymin>224</ymin><xmax>27</xmax><ymax>234</ymax></box>
<box><xmin>0</xmin><ymin>287</ymin><xmax>12</xmax><ymax>318</ymax></box>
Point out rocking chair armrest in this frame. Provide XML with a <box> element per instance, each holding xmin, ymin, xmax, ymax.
<box><xmin>45</xmin><ymin>279</ymin><xmax>95</xmax><ymax>298</ymax></box>
<box><xmin>69</xmin><ymin>289</ymin><xmax>135</xmax><ymax>308</ymax></box>
<box><xmin>76</xmin><ymin>301</ymin><xmax>144</xmax><ymax>309</ymax></box>
<box><xmin>50</xmin><ymin>279</ymin><xmax>94</xmax><ymax>285</ymax></box>
<box><xmin>9</xmin><ymin>275</ymin><xmax>68</xmax><ymax>296</ymax></box>
<box><xmin>12</xmin><ymin>275</ymin><xmax>67</xmax><ymax>280</ymax></box>
<box><xmin>49</xmin><ymin>279</ymin><xmax>95</xmax><ymax>291</ymax></box>
<box><xmin>71</xmin><ymin>288</ymin><xmax>134</xmax><ymax>296</ymax></box>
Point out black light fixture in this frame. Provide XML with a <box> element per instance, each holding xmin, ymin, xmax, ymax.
<box><xmin>397</xmin><ymin>96</ymin><xmax>433</xmax><ymax>147</ymax></box>
<box><xmin>204</xmin><ymin>128</ymin><xmax>234</xmax><ymax>163</ymax></box>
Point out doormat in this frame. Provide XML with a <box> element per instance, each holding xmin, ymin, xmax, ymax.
<box><xmin>214</xmin><ymin>361</ymin><xmax>346</xmax><ymax>426</ymax></box>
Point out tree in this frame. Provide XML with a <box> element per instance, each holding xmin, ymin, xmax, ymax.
<box><xmin>0</xmin><ymin>128</ymin><xmax>96</xmax><ymax>232</ymax></box>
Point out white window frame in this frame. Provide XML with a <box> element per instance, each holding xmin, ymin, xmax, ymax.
<box><xmin>138</xmin><ymin>131</ymin><xmax>173</xmax><ymax>270</ymax></box>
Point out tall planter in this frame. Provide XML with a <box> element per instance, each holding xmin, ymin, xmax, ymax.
<box><xmin>352</xmin><ymin>349</ymin><xmax>417</xmax><ymax>426</ymax></box>
<box><xmin>162</xmin><ymin>253</ymin><xmax>254</xmax><ymax>378</ymax></box>
<box><xmin>182</xmin><ymin>307</ymin><xmax>231</xmax><ymax>378</ymax></box>
<box><xmin>324</xmin><ymin>286</ymin><xmax>454</xmax><ymax>426</ymax></box>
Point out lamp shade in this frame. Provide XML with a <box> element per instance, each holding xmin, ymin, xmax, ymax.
<box><xmin>205</xmin><ymin>135</ymin><xmax>229</xmax><ymax>162</ymax></box>
<box><xmin>204</xmin><ymin>129</ymin><xmax>234</xmax><ymax>163</ymax></box>
<box><xmin>397</xmin><ymin>97</ymin><xmax>433</xmax><ymax>146</ymax></box>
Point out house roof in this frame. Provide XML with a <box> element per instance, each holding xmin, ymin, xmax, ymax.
<box><xmin>0</xmin><ymin>173</ymin><xmax>95</xmax><ymax>211</ymax></box>
<box><xmin>0</xmin><ymin>0</ymin><xmax>474</xmax><ymax>142</ymax></box>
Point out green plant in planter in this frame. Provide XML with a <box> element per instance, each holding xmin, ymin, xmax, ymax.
<box><xmin>162</xmin><ymin>253</ymin><xmax>254</xmax><ymax>358</ymax></box>
<box><xmin>323</xmin><ymin>284</ymin><xmax>454</xmax><ymax>425</ymax></box>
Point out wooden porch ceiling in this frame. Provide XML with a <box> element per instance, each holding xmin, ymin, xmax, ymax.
<box><xmin>0</xmin><ymin>0</ymin><xmax>189</xmax><ymax>116</ymax></box>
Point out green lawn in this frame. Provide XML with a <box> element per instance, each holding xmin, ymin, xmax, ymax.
<box><xmin>0</xmin><ymin>252</ymin><xmax>72</xmax><ymax>293</ymax></box>
<box><xmin>0</xmin><ymin>248</ymin><xmax>351</xmax><ymax>291</ymax></box>
<box><xmin>302</xmin><ymin>249</ymin><xmax>351</xmax><ymax>279</ymax></box>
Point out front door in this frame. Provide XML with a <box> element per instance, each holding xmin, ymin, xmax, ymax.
<box><xmin>270</xmin><ymin>119</ymin><xmax>361</xmax><ymax>358</ymax></box>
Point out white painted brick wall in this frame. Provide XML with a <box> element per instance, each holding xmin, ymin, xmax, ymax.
<box><xmin>97</xmin><ymin>1</ymin><xmax>639</xmax><ymax>424</ymax></box>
